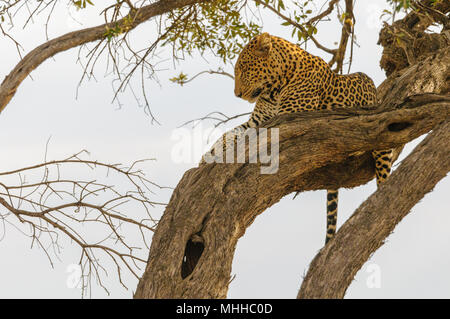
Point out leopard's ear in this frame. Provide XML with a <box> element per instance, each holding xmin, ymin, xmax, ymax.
<box><xmin>255</xmin><ymin>32</ymin><xmax>272</xmax><ymax>57</ymax></box>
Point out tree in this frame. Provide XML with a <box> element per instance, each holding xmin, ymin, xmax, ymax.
<box><xmin>0</xmin><ymin>0</ymin><xmax>448</xmax><ymax>298</ymax></box>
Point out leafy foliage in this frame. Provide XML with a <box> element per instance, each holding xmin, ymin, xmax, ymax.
<box><xmin>274</xmin><ymin>0</ymin><xmax>318</xmax><ymax>42</ymax></box>
<box><xmin>72</xmin><ymin>0</ymin><xmax>94</xmax><ymax>9</ymax></box>
<box><xmin>161</xmin><ymin>0</ymin><xmax>261</xmax><ymax>64</ymax></box>
<box><xmin>103</xmin><ymin>15</ymin><xmax>134</xmax><ymax>41</ymax></box>
<box><xmin>170</xmin><ymin>72</ymin><xmax>189</xmax><ymax>85</ymax></box>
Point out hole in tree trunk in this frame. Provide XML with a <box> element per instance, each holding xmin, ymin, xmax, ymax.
<box><xmin>181</xmin><ymin>234</ymin><xmax>205</xmax><ymax>279</ymax></box>
<box><xmin>388</xmin><ymin>122</ymin><xmax>412</xmax><ymax>132</ymax></box>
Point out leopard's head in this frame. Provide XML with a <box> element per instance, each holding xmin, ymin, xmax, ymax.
<box><xmin>234</xmin><ymin>33</ymin><xmax>282</xmax><ymax>103</ymax></box>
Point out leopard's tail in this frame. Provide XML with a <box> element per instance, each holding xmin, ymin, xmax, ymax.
<box><xmin>325</xmin><ymin>189</ymin><xmax>338</xmax><ymax>244</ymax></box>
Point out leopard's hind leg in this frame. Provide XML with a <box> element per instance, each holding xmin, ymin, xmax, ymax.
<box><xmin>372</xmin><ymin>149</ymin><xmax>394</xmax><ymax>186</ymax></box>
<box><xmin>324</xmin><ymin>151</ymin><xmax>393</xmax><ymax>244</ymax></box>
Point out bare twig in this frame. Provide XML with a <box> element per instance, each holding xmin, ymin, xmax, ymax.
<box><xmin>0</xmin><ymin>0</ymin><xmax>209</xmax><ymax>114</ymax></box>
<box><xmin>253</xmin><ymin>0</ymin><xmax>336</xmax><ymax>55</ymax></box>
<box><xmin>0</xmin><ymin>150</ymin><xmax>166</xmax><ymax>297</ymax></box>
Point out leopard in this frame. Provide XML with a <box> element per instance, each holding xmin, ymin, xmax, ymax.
<box><xmin>203</xmin><ymin>32</ymin><xmax>393</xmax><ymax>244</ymax></box>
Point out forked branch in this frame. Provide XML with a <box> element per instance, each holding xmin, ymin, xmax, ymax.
<box><xmin>134</xmin><ymin>93</ymin><xmax>449</xmax><ymax>298</ymax></box>
<box><xmin>0</xmin><ymin>150</ymin><xmax>163</xmax><ymax>297</ymax></box>
<box><xmin>0</xmin><ymin>0</ymin><xmax>208</xmax><ymax>114</ymax></box>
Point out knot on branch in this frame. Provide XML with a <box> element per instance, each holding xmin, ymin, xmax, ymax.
<box><xmin>379</xmin><ymin>26</ymin><xmax>449</xmax><ymax>76</ymax></box>
<box><xmin>378</xmin><ymin>1</ymin><xmax>450</xmax><ymax>76</ymax></box>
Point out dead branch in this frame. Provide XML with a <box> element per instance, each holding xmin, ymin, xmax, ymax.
<box><xmin>0</xmin><ymin>150</ymin><xmax>163</xmax><ymax>297</ymax></box>
<box><xmin>178</xmin><ymin>111</ymin><xmax>251</xmax><ymax>129</ymax></box>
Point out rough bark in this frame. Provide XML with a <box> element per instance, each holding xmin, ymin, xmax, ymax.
<box><xmin>378</xmin><ymin>0</ymin><xmax>450</xmax><ymax>76</ymax></box>
<box><xmin>1</xmin><ymin>0</ymin><xmax>446</xmax><ymax>300</ymax></box>
<box><xmin>0</xmin><ymin>0</ymin><xmax>208</xmax><ymax>113</ymax></box>
<box><xmin>133</xmin><ymin>93</ymin><xmax>449</xmax><ymax>299</ymax></box>
<box><xmin>377</xmin><ymin>46</ymin><xmax>450</xmax><ymax>103</ymax></box>
<box><xmin>134</xmin><ymin>37</ymin><xmax>449</xmax><ymax>297</ymax></box>
<box><xmin>298</xmin><ymin>120</ymin><xmax>450</xmax><ymax>298</ymax></box>
<box><xmin>294</xmin><ymin>11</ymin><xmax>450</xmax><ymax>298</ymax></box>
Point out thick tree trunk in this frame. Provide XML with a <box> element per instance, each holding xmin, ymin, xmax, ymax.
<box><xmin>298</xmin><ymin>119</ymin><xmax>450</xmax><ymax>298</ymax></box>
<box><xmin>296</xmin><ymin>17</ymin><xmax>450</xmax><ymax>298</ymax></box>
<box><xmin>134</xmin><ymin>92</ymin><xmax>449</xmax><ymax>298</ymax></box>
<box><xmin>134</xmin><ymin>5</ymin><xmax>449</xmax><ymax>298</ymax></box>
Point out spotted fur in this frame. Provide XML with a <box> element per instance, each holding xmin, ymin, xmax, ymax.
<box><xmin>206</xmin><ymin>33</ymin><xmax>393</xmax><ymax>243</ymax></box>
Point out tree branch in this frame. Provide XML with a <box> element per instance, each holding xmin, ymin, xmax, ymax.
<box><xmin>134</xmin><ymin>93</ymin><xmax>449</xmax><ymax>298</ymax></box>
<box><xmin>329</xmin><ymin>0</ymin><xmax>354</xmax><ymax>73</ymax></box>
<box><xmin>0</xmin><ymin>0</ymin><xmax>209</xmax><ymax>114</ymax></box>
<box><xmin>378</xmin><ymin>0</ymin><xmax>450</xmax><ymax>76</ymax></box>
<box><xmin>131</xmin><ymin>26</ymin><xmax>450</xmax><ymax>297</ymax></box>
<box><xmin>253</xmin><ymin>0</ymin><xmax>336</xmax><ymax>55</ymax></box>
<box><xmin>0</xmin><ymin>150</ymin><xmax>163</xmax><ymax>297</ymax></box>
<box><xmin>306</xmin><ymin>0</ymin><xmax>339</xmax><ymax>26</ymax></box>
<box><xmin>298</xmin><ymin>119</ymin><xmax>450</xmax><ymax>298</ymax></box>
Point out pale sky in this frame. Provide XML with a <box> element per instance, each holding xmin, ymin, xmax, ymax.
<box><xmin>0</xmin><ymin>0</ymin><xmax>449</xmax><ymax>298</ymax></box>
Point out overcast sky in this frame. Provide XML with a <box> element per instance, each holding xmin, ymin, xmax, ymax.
<box><xmin>0</xmin><ymin>0</ymin><xmax>449</xmax><ymax>298</ymax></box>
